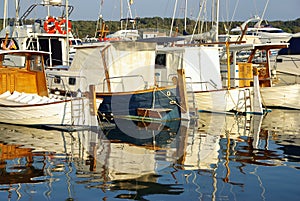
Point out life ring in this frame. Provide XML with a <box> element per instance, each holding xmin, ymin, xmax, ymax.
<box><xmin>43</xmin><ymin>17</ymin><xmax>57</xmax><ymax>34</ymax></box>
<box><xmin>56</xmin><ymin>19</ymin><xmax>72</xmax><ymax>34</ymax></box>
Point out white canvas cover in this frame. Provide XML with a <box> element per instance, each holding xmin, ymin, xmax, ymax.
<box><xmin>184</xmin><ymin>46</ymin><xmax>222</xmax><ymax>91</ymax></box>
<box><xmin>157</xmin><ymin>46</ymin><xmax>222</xmax><ymax>91</ymax></box>
<box><xmin>70</xmin><ymin>42</ymin><xmax>157</xmax><ymax>93</ymax></box>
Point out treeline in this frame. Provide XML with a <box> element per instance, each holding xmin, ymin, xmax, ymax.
<box><xmin>1</xmin><ymin>17</ymin><xmax>300</xmax><ymax>39</ymax></box>
<box><xmin>68</xmin><ymin>17</ymin><xmax>300</xmax><ymax>38</ymax></box>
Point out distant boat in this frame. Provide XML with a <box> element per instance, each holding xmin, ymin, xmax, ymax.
<box><xmin>271</xmin><ymin>32</ymin><xmax>300</xmax><ymax>79</ymax></box>
<box><xmin>0</xmin><ymin>50</ymin><xmax>96</xmax><ymax>127</ymax></box>
<box><xmin>93</xmin><ymin>0</ymin><xmax>140</xmax><ymax>42</ymax></box>
<box><xmin>0</xmin><ymin>0</ymin><xmax>82</xmax><ymax>67</ymax></box>
<box><xmin>223</xmin><ymin>16</ymin><xmax>292</xmax><ymax>44</ymax></box>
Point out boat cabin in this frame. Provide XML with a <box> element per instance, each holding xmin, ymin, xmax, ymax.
<box><xmin>222</xmin><ymin>43</ymin><xmax>289</xmax><ymax>88</ymax></box>
<box><xmin>0</xmin><ymin>50</ymin><xmax>49</xmax><ymax>96</ymax></box>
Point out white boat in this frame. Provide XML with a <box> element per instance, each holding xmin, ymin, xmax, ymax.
<box><xmin>94</xmin><ymin>0</ymin><xmax>140</xmax><ymax>42</ymax></box>
<box><xmin>195</xmin><ymin>42</ymin><xmax>300</xmax><ymax>112</ymax></box>
<box><xmin>227</xmin><ymin>16</ymin><xmax>292</xmax><ymax>44</ymax></box>
<box><xmin>0</xmin><ymin>0</ymin><xmax>81</xmax><ymax>67</ymax></box>
<box><xmin>0</xmin><ymin>50</ymin><xmax>96</xmax><ymax>127</ymax></box>
<box><xmin>271</xmin><ymin>33</ymin><xmax>300</xmax><ymax>82</ymax></box>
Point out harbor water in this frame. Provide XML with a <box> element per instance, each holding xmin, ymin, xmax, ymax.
<box><xmin>0</xmin><ymin>109</ymin><xmax>299</xmax><ymax>201</ymax></box>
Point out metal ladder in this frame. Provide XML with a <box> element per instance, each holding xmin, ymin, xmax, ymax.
<box><xmin>236</xmin><ymin>89</ymin><xmax>252</xmax><ymax>113</ymax></box>
<box><xmin>70</xmin><ymin>94</ymin><xmax>85</xmax><ymax>126</ymax></box>
<box><xmin>236</xmin><ymin>115</ymin><xmax>252</xmax><ymax>137</ymax></box>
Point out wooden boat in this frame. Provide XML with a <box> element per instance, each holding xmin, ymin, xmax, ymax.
<box><xmin>47</xmin><ymin>41</ymin><xmax>191</xmax><ymax>124</ymax></box>
<box><xmin>0</xmin><ymin>50</ymin><xmax>95</xmax><ymax>127</ymax></box>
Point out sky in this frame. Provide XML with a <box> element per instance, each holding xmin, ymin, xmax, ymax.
<box><xmin>1</xmin><ymin>0</ymin><xmax>300</xmax><ymax>22</ymax></box>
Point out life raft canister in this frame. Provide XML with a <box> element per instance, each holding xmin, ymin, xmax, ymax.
<box><xmin>56</xmin><ymin>19</ymin><xmax>72</xmax><ymax>35</ymax></box>
<box><xmin>43</xmin><ymin>17</ymin><xmax>57</xmax><ymax>34</ymax></box>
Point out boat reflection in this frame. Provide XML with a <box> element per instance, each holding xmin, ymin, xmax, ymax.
<box><xmin>0</xmin><ymin>109</ymin><xmax>299</xmax><ymax>200</ymax></box>
<box><xmin>75</xmin><ymin>119</ymin><xmax>193</xmax><ymax>197</ymax></box>
<box><xmin>0</xmin><ymin>143</ymin><xmax>45</xmax><ymax>185</ymax></box>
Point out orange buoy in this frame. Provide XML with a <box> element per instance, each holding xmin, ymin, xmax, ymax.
<box><xmin>56</xmin><ymin>19</ymin><xmax>72</xmax><ymax>34</ymax></box>
<box><xmin>43</xmin><ymin>17</ymin><xmax>57</xmax><ymax>34</ymax></box>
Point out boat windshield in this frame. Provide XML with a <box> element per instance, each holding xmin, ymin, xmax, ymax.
<box><xmin>30</xmin><ymin>55</ymin><xmax>43</xmax><ymax>71</ymax></box>
<box><xmin>1</xmin><ymin>54</ymin><xmax>26</xmax><ymax>68</ymax></box>
<box><xmin>260</xmin><ymin>30</ymin><xmax>285</xmax><ymax>33</ymax></box>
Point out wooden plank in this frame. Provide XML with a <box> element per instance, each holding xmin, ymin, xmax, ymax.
<box><xmin>177</xmin><ymin>69</ymin><xmax>188</xmax><ymax>113</ymax></box>
<box><xmin>137</xmin><ymin>108</ymin><xmax>172</xmax><ymax>119</ymax></box>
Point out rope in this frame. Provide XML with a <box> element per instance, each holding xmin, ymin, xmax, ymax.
<box><xmin>156</xmin><ymin>87</ymin><xmax>188</xmax><ymax>113</ymax></box>
<box><xmin>226</xmin><ymin>89</ymin><xmax>239</xmax><ymax>110</ymax></box>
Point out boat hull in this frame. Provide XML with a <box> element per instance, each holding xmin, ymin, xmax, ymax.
<box><xmin>194</xmin><ymin>87</ymin><xmax>253</xmax><ymax>113</ymax></box>
<box><xmin>0</xmin><ymin>100</ymin><xmax>72</xmax><ymax>125</ymax></box>
<box><xmin>260</xmin><ymin>84</ymin><xmax>300</xmax><ymax>109</ymax></box>
<box><xmin>0</xmin><ymin>98</ymin><xmax>90</xmax><ymax>126</ymax></box>
<box><xmin>195</xmin><ymin>84</ymin><xmax>300</xmax><ymax>113</ymax></box>
<box><xmin>97</xmin><ymin>87</ymin><xmax>181</xmax><ymax>123</ymax></box>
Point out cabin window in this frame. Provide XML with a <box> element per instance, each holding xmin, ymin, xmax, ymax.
<box><xmin>54</xmin><ymin>76</ymin><xmax>61</xmax><ymax>84</ymax></box>
<box><xmin>155</xmin><ymin>54</ymin><xmax>166</xmax><ymax>68</ymax></box>
<box><xmin>30</xmin><ymin>55</ymin><xmax>43</xmax><ymax>71</ymax></box>
<box><xmin>2</xmin><ymin>54</ymin><xmax>26</xmax><ymax>68</ymax></box>
<box><xmin>69</xmin><ymin>77</ymin><xmax>76</xmax><ymax>85</ymax></box>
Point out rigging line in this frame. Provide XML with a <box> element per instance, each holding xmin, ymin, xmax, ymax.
<box><xmin>252</xmin><ymin>0</ymin><xmax>258</xmax><ymax>17</ymax></box>
<box><xmin>259</xmin><ymin>0</ymin><xmax>270</xmax><ymax>27</ymax></box>
<box><xmin>169</xmin><ymin>0</ymin><xmax>178</xmax><ymax>37</ymax></box>
<box><xmin>190</xmin><ymin>0</ymin><xmax>206</xmax><ymax>42</ymax></box>
<box><xmin>229</xmin><ymin>0</ymin><xmax>240</xmax><ymax>30</ymax></box>
<box><xmin>151</xmin><ymin>86</ymin><xmax>157</xmax><ymax>109</ymax></box>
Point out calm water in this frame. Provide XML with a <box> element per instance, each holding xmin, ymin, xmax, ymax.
<box><xmin>0</xmin><ymin>109</ymin><xmax>299</xmax><ymax>201</ymax></box>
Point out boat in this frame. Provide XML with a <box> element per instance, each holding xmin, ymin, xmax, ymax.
<box><xmin>0</xmin><ymin>49</ymin><xmax>97</xmax><ymax>127</ymax></box>
<box><xmin>271</xmin><ymin>32</ymin><xmax>300</xmax><ymax>83</ymax></box>
<box><xmin>224</xmin><ymin>16</ymin><xmax>292</xmax><ymax>44</ymax></box>
<box><xmin>93</xmin><ymin>0</ymin><xmax>140</xmax><ymax>42</ymax></box>
<box><xmin>46</xmin><ymin>41</ymin><xmax>193</xmax><ymax>124</ymax></box>
<box><xmin>193</xmin><ymin>41</ymin><xmax>300</xmax><ymax>112</ymax></box>
<box><xmin>0</xmin><ymin>0</ymin><xmax>81</xmax><ymax>67</ymax></box>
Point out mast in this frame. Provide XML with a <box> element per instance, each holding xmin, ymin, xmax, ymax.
<box><xmin>3</xmin><ymin>0</ymin><xmax>8</xmax><ymax>29</ymax></box>
<box><xmin>15</xmin><ymin>0</ymin><xmax>20</xmax><ymax>26</ymax></box>
<box><xmin>120</xmin><ymin>0</ymin><xmax>123</xmax><ymax>29</ymax></box>
<box><xmin>184</xmin><ymin>0</ymin><xmax>187</xmax><ymax>31</ymax></box>
<box><xmin>211</xmin><ymin>0</ymin><xmax>219</xmax><ymax>42</ymax></box>
<box><xmin>66</xmin><ymin>0</ymin><xmax>70</xmax><ymax>64</ymax></box>
<box><xmin>169</xmin><ymin>0</ymin><xmax>178</xmax><ymax>37</ymax></box>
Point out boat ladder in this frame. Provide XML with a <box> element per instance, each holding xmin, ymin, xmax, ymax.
<box><xmin>236</xmin><ymin>115</ymin><xmax>251</xmax><ymax>136</ymax></box>
<box><xmin>70</xmin><ymin>95</ymin><xmax>85</xmax><ymax>126</ymax></box>
<box><xmin>236</xmin><ymin>88</ymin><xmax>252</xmax><ymax>113</ymax></box>
<box><xmin>244</xmin><ymin>115</ymin><xmax>252</xmax><ymax>136</ymax></box>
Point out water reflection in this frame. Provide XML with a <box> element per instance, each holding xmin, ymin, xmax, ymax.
<box><xmin>0</xmin><ymin>109</ymin><xmax>299</xmax><ymax>200</ymax></box>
